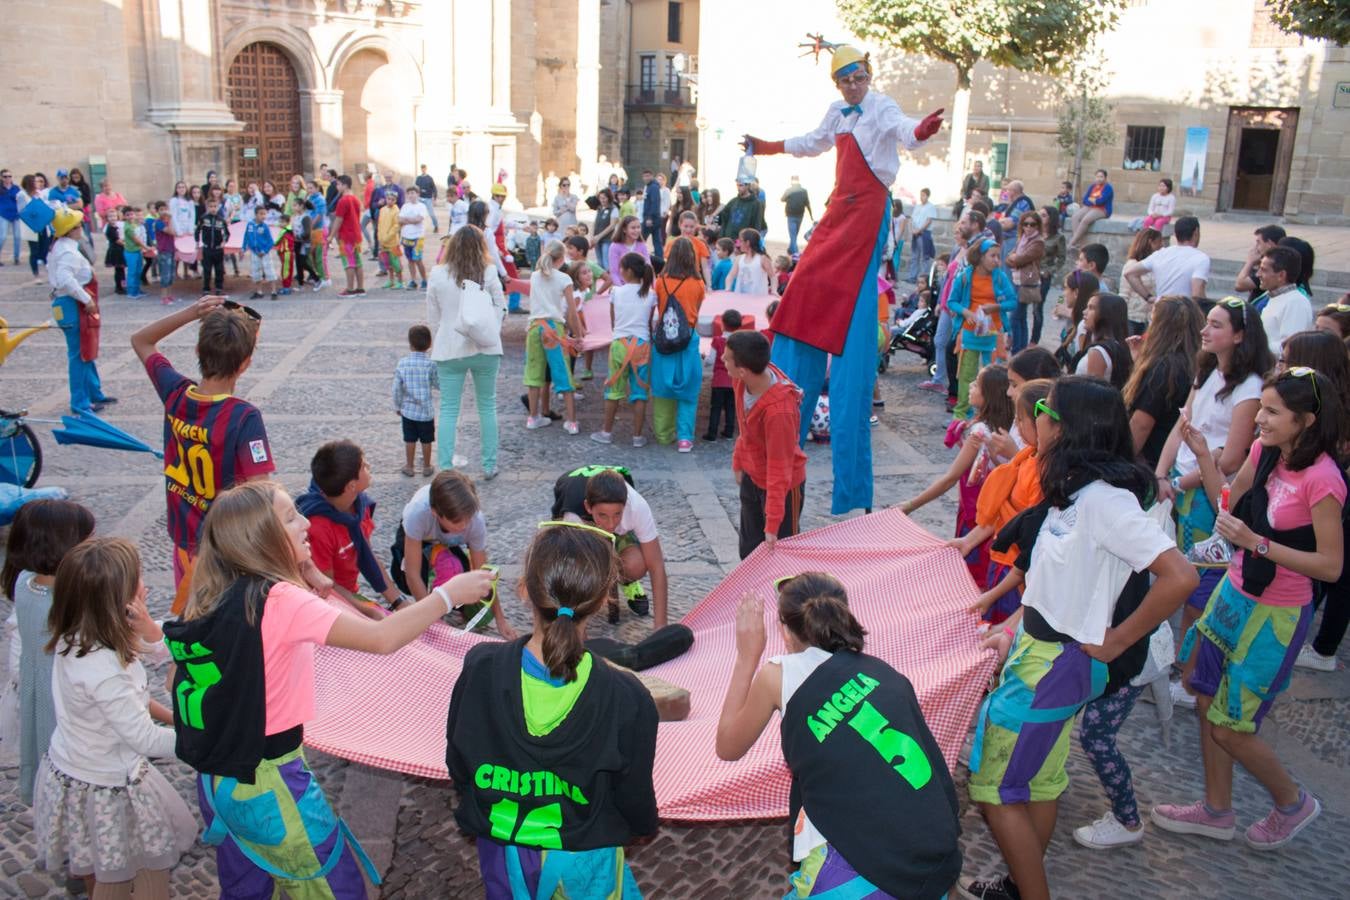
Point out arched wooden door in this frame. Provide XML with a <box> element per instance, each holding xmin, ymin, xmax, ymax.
<box><xmin>226</xmin><ymin>43</ymin><xmax>302</xmax><ymax>186</ymax></box>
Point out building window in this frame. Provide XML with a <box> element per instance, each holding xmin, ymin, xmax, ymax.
<box><xmin>639</xmin><ymin>55</ymin><xmax>655</xmax><ymax>93</ymax></box>
<box><xmin>665</xmin><ymin>56</ymin><xmax>679</xmax><ymax>91</ymax></box>
<box><xmin>1123</xmin><ymin>125</ymin><xmax>1165</xmax><ymax>171</ymax></box>
<box><xmin>667</xmin><ymin>2</ymin><xmax>681</xmax><ymax>43</ymax></box>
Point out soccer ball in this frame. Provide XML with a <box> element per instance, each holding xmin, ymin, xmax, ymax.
<box><xmin>809</xmin><ymin>396</ymin><xmax>831</xmax><ymax>443</ymax></box>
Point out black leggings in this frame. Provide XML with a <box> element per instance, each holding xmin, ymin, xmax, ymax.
<box><xmin>27</xmin><ymin>231</ymin><xmax>50</xmax><ymax>276</ymax></box>
<box><xmin>1313</xmin><ymin>578</ymin><xmax>1350</xmax><ymax>657</ymax></box>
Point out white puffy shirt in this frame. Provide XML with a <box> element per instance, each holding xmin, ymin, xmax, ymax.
<box><xmin>48</xmin><ymin>236</ymin><xmax>92</xmax><ymax>304</ymax></box>
<box><xmin>783</xmin><ymin>90</ymin><xmax>927</xmax><ymax>187</ymax></box>
<box><xmin>47</xmin><ymin>643</ymin><xmax>176</xmax><ymax>786</ymax></box>
<box><xmin>1021</xmin><ymin>482</ymin><xmax>1176</xmax><ymax>645</ymax></box>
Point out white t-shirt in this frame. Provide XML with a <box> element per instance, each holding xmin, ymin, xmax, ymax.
<box><xmin>769</xmin><ymin>645</ymin><xmax>833</xmax><ymax>860</ymax></box>
<box><xmin>449</xmin><ymin>199</ymin><xmax>469</xmax><ymax>234</ymax></box>
<box><xmin>1176</xmin><ymin>369</ymin><xmax>1263</xmax><ymax>476</ymax></box>
<box><xmin>529</xmin><ymin>269</ymin><xmax>572</xmax><ymax>324</ymax></box>
<box><xmin>401</xmin><ymin>485</ymin><xmax>488</xmax><ymax>551</ymax></box>
<box><xmin>399</xmin><ymin>202</ymin><xmax>426</xmax><ymax>240</ymax></box>
<box><xmin>1260</xmin><ymin>287</ymin><xmax>1314</xmax><ymax>355</ymax></box>
<box><xmin>1141</xmin><ymin>245</ymin><xmax>1211</xmax><ymax>297</ymax></box>
<box><xmin>1022</xmin><ymin>482</ymin><xmax>1175</xmax><ymax>645</ymax></box>
<box><xmin>611</xmin><ymin>282</ymin><xmax>656</xmax><ymax>340</ymax></box>
<box><xmin>562</xmin><ymin>483</ymin><xmax>659</xmax><ymax>542</ymax></box>
<box><xmin>1074</xmin><ymin>344</ymin><xmax>1113</xmax><ymax>382</ymax></box>
<box><xmin>910</xmin><ymin>201</ymin><xmax>936</xmax><ymax>233</ymax></box>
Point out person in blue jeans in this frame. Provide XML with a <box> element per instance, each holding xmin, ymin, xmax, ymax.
<box><xmin>781</xmin><ymin>176</ymin><xmax>812</xmax><ymax>257</ymax></box>
<box><xmin>906</xmin><ymin>188</ymin><xmax>937</xmax><ymax>283</ymax></box>
<box><xmin>48</xmin><ymin>209</ymin><xmax>115</xmax><ymax>413</ymax></box>
<box><xmin>0</xmin><ymin>169</ymin><xmax>20</xmax><ymax>265</ymax></box>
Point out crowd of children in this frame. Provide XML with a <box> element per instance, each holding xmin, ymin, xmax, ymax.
<box><xmin>3</xmin><ymin>155</ymin><xmax>1348</xmax><ymax>900</ymax></box>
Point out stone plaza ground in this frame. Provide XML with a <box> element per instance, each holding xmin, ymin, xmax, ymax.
<box><xmin>1</xmin><ymin>249</ymin><xmax>1348</xmax><ymax>899</ymax></box>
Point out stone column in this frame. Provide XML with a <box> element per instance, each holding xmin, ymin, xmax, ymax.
<box><xmin>141</xmin><ymin>0</ymin><xmax>242</xmax><ymax>180</ymax></box>
<box><xmin>575</xmin><ymin>0</ymin><xmax>601</xmax><ymax>184</ymax></box>
<box><xmin>303</xmin><ymin>90</ymin><xmax>345</xmax><ymax>172</ymax></box>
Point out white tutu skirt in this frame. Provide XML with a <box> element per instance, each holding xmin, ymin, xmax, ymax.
<box><xmin>33</xmin><ymin>756</ymin><xmax>198</xmax><ymax>883</ymax></box>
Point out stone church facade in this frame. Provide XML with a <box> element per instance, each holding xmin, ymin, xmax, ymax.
<box><xmin>2</xmin><ymin>0</ymin><xmax>627</xmax><ymax>205</ymax></box>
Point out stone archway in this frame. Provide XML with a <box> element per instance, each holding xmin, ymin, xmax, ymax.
<box><xmin>335</xmin><ymin>47</ymin><xmax>415</xmax><ymax>177</ymax></box>
<box><xmin>226</xmin><ymin>42</ymin><xmax>304</xmax><ymax>186</ymax></box>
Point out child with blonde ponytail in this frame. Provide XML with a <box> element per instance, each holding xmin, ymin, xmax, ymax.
<box><xmin>526</xmin><ymin>239</ymin><xmax>586</xmax><ymax>433</ymax></box>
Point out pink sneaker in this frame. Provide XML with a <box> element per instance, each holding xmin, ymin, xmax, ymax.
<box><xmin>677</xmin><ymin>440</ymin><xmax>693</xmax><ymax>453</ymax></box>
<box><xmin>918</xmin><ymin>379</ymin><xmax>945</xmax><ymax>393</ymax></box>
<box><xmin>1245</xmin><ymin>792</ymin><xmax>1320</xmax><ymax>850</ymax></box>
<box><xmin>1150</xmin><ymin>801</ymin><xmax>1236</xmax><ymax>840</ymax></box>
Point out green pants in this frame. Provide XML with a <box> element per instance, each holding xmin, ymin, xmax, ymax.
<box><xmin>952</xmin><ymin>347</ymin><xmax>992</xmax><ymax>421</ymax></box>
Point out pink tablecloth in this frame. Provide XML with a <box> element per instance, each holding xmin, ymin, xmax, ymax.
<box><xmin>305</xmin><ymin>509</ymin><xmax>997</xmax><ymax>822</ymax></box>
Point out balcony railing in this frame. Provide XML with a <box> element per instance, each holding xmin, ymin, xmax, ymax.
<box><xmin>626</xmin><ymin>84</ymin><xmax>694</xmax><ymax>107</ymax></box>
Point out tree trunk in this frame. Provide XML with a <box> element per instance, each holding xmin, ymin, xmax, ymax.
<box><xmin>948</xmin><ymin>66</ymin><xmax>972</xmax><ymax>202</ymax></box>
<box><xmin>1072</xmin><ymin>90</ymin><xmax>1087</xmax><ymax>196</ymax></box>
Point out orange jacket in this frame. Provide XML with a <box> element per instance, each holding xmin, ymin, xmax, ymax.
<box><xmin>976</xmin><ymin>445</ymin><xmax>1042</xmax><ymax>567</ymax></box>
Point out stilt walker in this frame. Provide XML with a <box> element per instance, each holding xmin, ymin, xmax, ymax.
<box><xmin>744</xmin><ymin>38</ymin><xmax>943</xmax><ymax>514</ymax></box>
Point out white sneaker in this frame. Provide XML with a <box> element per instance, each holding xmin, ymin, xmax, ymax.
<box><xmin>590</xmin><ymin>431</ymin><xmax>613</xmax><ymax>444</ymax></box>
<box><xmin>311</xmin><ymin>281</ymin><xmax>323</xmax><ymax>292</ymax></box>
<box><xmin>631</xmin><ymin>436</ymin><xmax>648</xmax><ymax>448</ymax></box>
<box><xmin>1073</xmin><ymin>812</ymin><xmax>1145</xmax><ymax>850</ymax></box>
<box><xmin>1170</xmin><ymin>680</ymin><xmax>1196</xmax><ymax>708</ymax></box>
<box><xmin>1294</xmin><ymin>644</ymin><xmax>1337</xmax><ymax>672</ymax></box>
<box><xmin>563</xmin><ymin>420</ymin><xmax>580</xmax><ymax>435</ymax></box>
<box><xmin>526</xmin><ymin>416</ymin><xmax>552</xmax><ymax>430</ymax></box>
<box><xmin>452</xmin><ymin>454</ymin><xmax>469</xmax><ymax>467</ymax></box>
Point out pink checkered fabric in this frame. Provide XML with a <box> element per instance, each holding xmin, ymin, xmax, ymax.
<box><xmin>305</xmin><ymin>509</ymin><xmax>997</xmax><ymax>821</ymax></box>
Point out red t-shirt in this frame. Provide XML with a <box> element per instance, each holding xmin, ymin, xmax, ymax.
<box><xmin>307</xmin><ymin>508</ymin><xmax>376</xmax><ymax>594</ymax></box>
<box><xmin>334</xmin><ymin>194</ymin><xmax>363</xmax><ymax>244</ymax></box>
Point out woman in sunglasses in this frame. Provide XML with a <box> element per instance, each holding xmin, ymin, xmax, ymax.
<box><xmin>447</xmin><ymin>522</ymin><xmax>657</xmax><ymax>898</ymax></box>
<box><xmin>964</xmin><ymin>377</ymin><xmax>1196</xmax><ymax>900</ymax></box>
<box><xmin>716</xmin><ymin>572</ymin><xmax>961</xmax><ymax>899</ymax></box>
<box><xmin>1155</xmin><ymin>368</ymin><xmax>1343</xmax><ymax>849</ymax></box>
<box><xmin>1154</xmin><ymin>299</ymin><xmax>1274</xmax><ymax>705</ymax></box>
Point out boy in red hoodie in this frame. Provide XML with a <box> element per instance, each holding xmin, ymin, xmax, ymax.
<box><xmin>725</xmin><ymin>329</ymin><xmax>808</xmax><ymax>558</ymax></box>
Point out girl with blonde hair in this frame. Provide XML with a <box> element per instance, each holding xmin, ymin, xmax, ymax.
<box><xmin>164</xmin><ymin>481</ymin><xmax>496</xmax><ymax>897</ymax></box>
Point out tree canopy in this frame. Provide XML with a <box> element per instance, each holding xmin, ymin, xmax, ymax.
<box><xmin>836</xmin><ymin>0</ymin><xmax>1126</xmax><ymax>87</ymax></box>
<box><xmin>1268</xmin><ymin>0</ymin><xmax>1350</xmax><ymax>45</ymax></box>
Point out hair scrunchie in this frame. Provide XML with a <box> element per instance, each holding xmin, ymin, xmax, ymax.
<box><xmin>556</xmin><ymin>606</ymin><xmax>575</xmax><ymax>619</ymax></box>
<box><xmin>979</xmin><ymin>238</ymin><xmax>998</xmax><ymax>255</ymax></box>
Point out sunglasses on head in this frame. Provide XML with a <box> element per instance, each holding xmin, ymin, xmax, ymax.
<box><xmin>1328</xmin><ymin>304</ymin><xmax>1350</xmax><ymax>314</ymax></box>
<box><xmin>1033</xmin><ymin>398</ymin><xmax>1061</xmax><ymax>422</ymax></box>
<box><xmin>1285</xmin><ymin>366</ymin><xmax>1322</xmax><ymax>412</ymax></box>
<box><xmin>537</xmin><ymin>519</ymin><xmax>617</xmax><ymax>544</ymax></box>
<box><xmin>222</xmin><ymin>300</ymin><xmax>262</xmax><ymax>321</ymax></box>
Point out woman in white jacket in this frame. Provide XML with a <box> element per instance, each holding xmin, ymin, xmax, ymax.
<box><xmin>427</xmin><ymin>226</ymin><xmax>507</xmax><ymax>479</ymax></box>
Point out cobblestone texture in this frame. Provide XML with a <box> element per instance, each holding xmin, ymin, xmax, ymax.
<box><xmin>1</xmin><ymin>259</ymin><xmax>1348</xmax><ymax>898</ymax></box>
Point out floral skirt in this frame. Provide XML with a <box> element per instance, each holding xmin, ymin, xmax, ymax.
<box><xmin>33</xmin><ymin>755</ymin><xmax>197</xmax><ymax>882</ymax></box>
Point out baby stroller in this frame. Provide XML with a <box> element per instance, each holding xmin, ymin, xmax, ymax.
<box><xmin>879</xmin><ymin>261</ymin><xmax>942</xmax><ymax>375</ymax></box>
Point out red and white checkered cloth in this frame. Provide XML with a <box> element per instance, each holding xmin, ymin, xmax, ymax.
<box><xmin>306</xmin><ymin>508</ymin><xmax>997</xmax><ymax>822</ymax></box>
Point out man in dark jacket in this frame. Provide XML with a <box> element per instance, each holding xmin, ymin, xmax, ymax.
<box><xmin>415</xmin><ymin>164</ymin><xmax>439</xmax><ymax>233</ymax></box>
<box><xmin>641</xmin><ymin>169</ymin><xmax>664</xmax><ymax>267</ymax></box>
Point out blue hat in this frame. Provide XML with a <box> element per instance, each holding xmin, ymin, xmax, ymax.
<box><xmin>56</xmin><ymin>168</ymin><xmax>69</xmax><ymax>179</ymax></box>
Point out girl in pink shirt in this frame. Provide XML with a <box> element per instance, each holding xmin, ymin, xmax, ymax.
<box><xmin>164</xmin><ymin>481</ymin><xmax>496</xmax><ymax>897</ymax></box>
<box><xmin>1156</xmin><ymin>369</ymin><xmax>1344</xmax><ymax>850</ymax></box>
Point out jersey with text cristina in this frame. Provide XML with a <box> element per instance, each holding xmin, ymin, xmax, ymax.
<box><xmin>146</xmin><ymin>353</ymin><xmax>275</xmax><ymax>554</ymax></box>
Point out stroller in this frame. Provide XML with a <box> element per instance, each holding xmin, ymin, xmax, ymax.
<box><xmin>879</xmin><ymin>260</ymin><xmax>943</xmax><ymax>376</ymax></box>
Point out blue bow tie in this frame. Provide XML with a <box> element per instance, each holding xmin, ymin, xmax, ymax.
<box><xmin>841</xmin><ymin>104</ymin><xmax>863</xmax><ymax>117</ymax></box>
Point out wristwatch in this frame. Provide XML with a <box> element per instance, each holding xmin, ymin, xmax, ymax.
<box><xmin>1254</xmin><ymin>538</ymin><xmax>1271</xmax><ymax>557</ymax></box>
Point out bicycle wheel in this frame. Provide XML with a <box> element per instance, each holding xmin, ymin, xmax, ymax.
<box><xmin>0</xmin><ymin>422</ymin><xmax>42</xmax><ymax>488</ymax></box>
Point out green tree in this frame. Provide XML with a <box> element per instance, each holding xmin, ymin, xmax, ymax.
<box><xmin>1268</xmin><ymin>0</ymin><xmax>1350</xmax><ymax>45</ymax></box>
<box><xmin>836</xmin><ymin>0</ymin><xmax>1126</xmax><ymax>187</ymax></box>
<box><xmin>1056</xmin><ymin>53</ymin><xmax>1115</xmax><ymax>195</ymax></box>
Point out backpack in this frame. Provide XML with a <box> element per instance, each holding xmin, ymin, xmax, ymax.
<box><xmin>652</xmin><ymin>276</ymin><xmax>693</xmax><ymax>354</ymax></box>
<box><xmin>455</xmin><ymin>277</ymin><xmax>499</xmax><ymax>349</ymax></box>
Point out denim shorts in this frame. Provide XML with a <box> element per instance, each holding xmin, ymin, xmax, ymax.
<box><xmin>157</xmin><ymin>252</ymin><xmax>175</xmax><ymax>287</ymax></box>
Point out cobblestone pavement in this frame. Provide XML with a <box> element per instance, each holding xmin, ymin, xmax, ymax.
<box><xmin>2</xmin><ymin>256</ymin><xmax>1348</xmax><ymax>899</ymax></box>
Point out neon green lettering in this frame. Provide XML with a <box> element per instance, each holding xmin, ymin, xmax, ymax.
<box><xmin>840</xmin><ymin>679</ymin><xmax>864</xmax><ymax>704</ymax></box>
<box><xmin>857</xmin><ymin>673</ymin><xmax>880</xmax><ymax>692</ymax></box>
<box><xmin>474</xmin><ymin>764</ymin><xmax>493</xmax><ymax>789</ymax></box>
<box><xmin>816</xmin><ymin>701</ymin><xmax>844</xmax><ymax>732</ymax></box>
<box><xmin>808</xmin><ymin>715</ymin><xmax>832</xmax><ymax>743</ymax></box>
<box><xmin>491</xmin><ymin>766</ymin><xmax>511</xmax><ymax>792</ymax></box>
<box><xmin>174</xmin><ymin>659</ymin><xmax>221</xmax><ymax>730</ymax></box>
<box><xmin>515</xmin><ymin>803</ymin><xmax>564</xmax><ymax>848</ymax></box>
<box><xmin>831</xmin><ymin>690</ymin><xmax>855</xmax><ymax>714</ymax></box>
<box><xmin>847</xmin><ymin>701</ymin><xmax>933</xmax><ymax>790</ymax></box>
<box><xmin>488</xmin><ymin>798</ymin><xmax>518</xmax><ymax>842</ymax></box>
